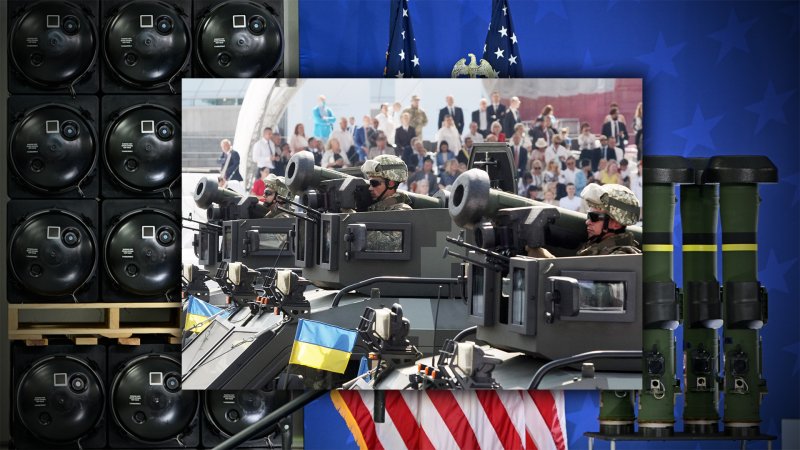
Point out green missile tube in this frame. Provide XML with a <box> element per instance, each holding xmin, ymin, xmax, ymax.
<box><xmin>681</xmin><ymin>158</ymin><xmax>723</xmax><ymax>434</ymax></box>
<box><xmin>598</xmin><ymin>391</ymin><xmax>636</xmax><ymax>435</ymax></box>
<box><xmin>285</xmin><ymin>151</ymin><xmax>442</xmax><ymax>209</ymax></box>
<box><xmin>638</xmin><ymin>156</ymin><xmax>693</xmax><ymax>437</ymax></box>
<box><xmin>705</xmin><ymin>156</ymin><xmax>777</xmax><ymax>437</ymax></box>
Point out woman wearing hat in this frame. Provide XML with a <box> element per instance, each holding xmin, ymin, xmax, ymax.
<box><xmin>528</xmin><ymin>137</ymin><xmax>548</xmax><ymax>169</ymax></box>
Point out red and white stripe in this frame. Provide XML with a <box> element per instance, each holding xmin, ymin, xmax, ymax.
<box><xmin>334</xmin><ymin>390</ymin><xmax>567</xmax><ymax>450</ymax></box>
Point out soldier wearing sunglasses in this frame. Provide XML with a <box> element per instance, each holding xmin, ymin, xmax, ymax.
<box><xmin>261</xmin><ymin>174</ymin><xmax>292</xmax><ymax>219</ymax></box>
<box><xmin>576</xmin><ymin>183</ymin><xmax>641</xmax><ymax>256</ymax></box>
<box><xmin>360</xmin><ymin>154</ymin><xmax>412</xmax><ymax>212</ymax></box>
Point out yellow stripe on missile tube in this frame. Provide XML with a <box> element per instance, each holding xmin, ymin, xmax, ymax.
<box><xmin>722</xmin><ymin>244</ymin><xmax>757</xmax><ymax>251</ymax></box>
<box><xmin>683</xmin><ymin>245</ymin><xmax>718</xmax><ymax>252</ymax></box>
<box><xmin>643</xmin><ymin>244</ymin><xmax>674</xmax><ymax>252</ymax></box>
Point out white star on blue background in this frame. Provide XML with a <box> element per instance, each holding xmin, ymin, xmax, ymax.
<box><xmin>637</xmin><ymin>33</ymin><xmax>686</xmax><ymax>79</ymax></box>
<box><xmin>673</xmin><ymin>106</ymin><xmax>723</xmax><ymax>155</ymax></box>
<box><xmin>745</xmin><ymin>82</ymin><xmax>796</xmax><ymax>134</ymax></box>
<box><xmin>709</xmin><ymin>10</ymin><xmax>757</xmax><ymax>62</ymax></box>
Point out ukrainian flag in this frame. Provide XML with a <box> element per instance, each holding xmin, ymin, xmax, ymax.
<box><xmin>184</xmin><ymin>296</ymin><xmax>229</xmax><ymax>333</ymax></box>
<box><xmin>289</xmin><ymin>319</ymin><xmax>357</xmax><ymax>374</ymax></box>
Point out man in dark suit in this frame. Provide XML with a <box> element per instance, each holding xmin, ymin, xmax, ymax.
<box><xmin>471</xmin><ymin>98</ymin><xmax>490</xmax><ymax>136</ymax></box>
<box><xmin>601</xmin><ymin>107</ymin><xmax>628</xmax><ymax>146</ymax></box>
<box><xmin>529</xmin><ymin>116</ymin><xmax>557</xmax><ymax>145</ymax></box>
<box><xmin>487</xmin><ymin>90</ymin><xmax>507</xmax><ymax>127</ymax></box>
<box><xmin>218</xmin><ymin>138</ymin><xmax>242</xmax><ymax>182</ymax></box>
<box><xmin>502</xmin><ymin>96</ymin><xmax>522</xmax><ymax>137</ymax></box>
<box><xmin>509</xmin><ymin>132</ymin><xmax>528</xmax><ymax>178</ymax></box>
<box><xmin>394</xmin><ymin>112</ymin><xmax>416</xmax><ymax>150</ymax></box>
<box><xmin>438</xmin><ymin>95</ymin><xmax>464</xmax><ymax>134</ymax></box>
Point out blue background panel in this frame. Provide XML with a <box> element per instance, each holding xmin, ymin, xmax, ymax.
<box><xmin>299</xmin><ymin>1</ymin><xmax>800</xmax><ymax>448</ymax></box>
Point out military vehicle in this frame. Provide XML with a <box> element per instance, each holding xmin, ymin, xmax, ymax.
<box><xmin>182</xmin><ymin>143</ymin><xmax>647</xmax><ymax>392</ymax></box>
<box><xmin>365</xmin><ymin>154</ymin><xmax>644</xmax><ymax>390</ymax></box>
<box><xmin>181</xmin><ymin>150</ymin><xmax>466</xmax><ymax>390</ymax></box>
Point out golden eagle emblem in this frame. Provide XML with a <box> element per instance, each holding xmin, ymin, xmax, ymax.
<box><xmin>451</xmin><ymin>53</ymin><xmax>497</xmax><ymax>78</ymax></box>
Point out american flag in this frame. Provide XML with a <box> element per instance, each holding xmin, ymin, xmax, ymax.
<box><xmin>331</xmin><ymin>390</ymin><xmax>567</xmax><ymax>450</ymax></box>
<box><xmin>385</xmin><ymin>0</ymin><xmax>421</xmax><ymax>78</ymax></box>
<box><xmin>482</xmin><ymin>0</ymin><xmax>523</xmax><ymax>78</ymax></box>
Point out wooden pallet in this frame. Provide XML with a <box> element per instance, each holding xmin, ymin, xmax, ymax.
<box><xmin>7</xmin><ymin>302</ymin><xmax>182</xmax><ymax>346</ymax></box>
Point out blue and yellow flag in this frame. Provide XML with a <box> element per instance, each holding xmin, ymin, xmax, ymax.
<box><xmin>184</xmin><ymin>295</ymin><xmax>229</xmax><ymax>334</ymax></box>
<box><xmin>289</xmin><ymin>319</ymin><xmax>357</xmax><ymax>374</ymax></box>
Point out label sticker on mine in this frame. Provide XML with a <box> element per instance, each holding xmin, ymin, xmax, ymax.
<box><xmin>232</xmin><ymin>15</ymin><xmax>246</xmax><ymax>28</ymax></box>
<box><xmin>223</xmin><ymin>393</ymin><xmax>236</xmax><ymax>403</ymax></box>
<box><xmin>120</xmin><ymin>37</ymin><xmax>133</xmax><ymax>48</ymax></box>
<box><xmin>53</xmin><ymin>373</ymin><xmax>67</xmax><ymax>386</ymax></box>
<box><xmin>34</xmin><ymin>396</ymin><xmax>47</xmax><ymax>407</ymax></box>
<box><xmin>26</xmin><ymin>143</ymin><xmax>39</xmax><ymax>153</ymax></box>
<box><xmin>47</xmin><ymin>226</ymin><xmax>60</xmax><ymax>239</ymax></box>
<box><xmin>122</xmin><ymin>248</ymin><xmax>134</xmax><ymax>259</ymax></box>
<box><xmin>213</xmin><ymin>37</ymin><xmax>226</xmax><ymax>48</ymax></box>
<box><xmin>26</xmin><ymin>37</ymin><xmax>38</xmax><ymax>48</ymax></box>
<box><xmin>129</xmin><ymin>394</ymin><xmax>142</xmax><ymax>405</ymax></box>
<box><xmin>26</xmin><ymin>248</ymin><xmax>39</xmax><ymax>259</ymax></box>
<box><xmin>122</xmin><ymin>142</ymin><xmax>134</xmax><ymax>153</ymax></box>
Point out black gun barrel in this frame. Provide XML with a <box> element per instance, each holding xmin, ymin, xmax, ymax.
<box><xmin>193</xmin><ymin>177</ymin><xmax>270</xmax><ymax>217</ymax></box>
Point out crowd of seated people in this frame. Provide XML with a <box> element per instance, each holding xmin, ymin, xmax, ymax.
<box><xmin>227</xmin><ymin>93</ymin><xmax>643</xmax><ymax>220</ymax></box>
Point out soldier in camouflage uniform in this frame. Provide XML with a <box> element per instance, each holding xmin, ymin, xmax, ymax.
<box><xmin>402</xmin><ymin>94</ymin><xmax>428</xmax><ymax>139</ymax></box>
<box><xmin>360</xmin><ymin>155</ymin><xmax>412</xmax><ymax>251</ymax></box>
<box><xmin>262</xmin><ymin>174</ymin><xmax>293</xmax><ymax>219</ymax></box>
<box><xmin>360</xmin><ymin>154</ymin><xmax>413</xmax><ymax>212</ymax></box>
<box><xmin>576</xmin><ymin>183</ymin><xmax>641</xmax><ymax>256</ymax></box>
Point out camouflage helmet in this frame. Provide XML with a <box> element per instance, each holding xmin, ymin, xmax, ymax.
<box><xmin>361</xmin><ymin>154</ymin><xmax>408</xmax><ymax>182</ymax></box>
<box><xmin>580</xmin><ymin>183</ymin><xmax>640</xmax><ymax>226</ymax></box>
<box><xmin>264</xmin><ymin>174</ymin><xmax>290</xmax><ymax>197</ymax></box>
